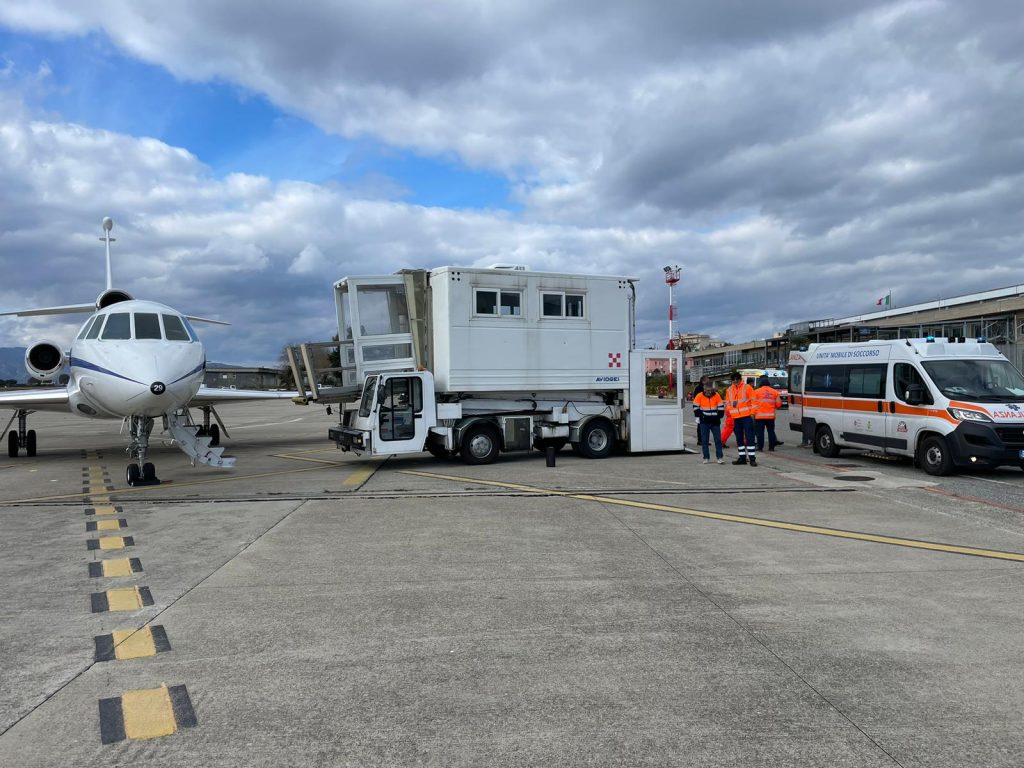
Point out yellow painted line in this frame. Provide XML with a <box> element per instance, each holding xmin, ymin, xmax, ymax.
<box><xmin>92</xmin><ymin>518</ymin><xmax>125</xmax><ymax>532</ymax></box>
<box><xmin>122</xmin><ymin>685</ymin><xmax>176</xmax><ymax>740</ymax></box>
<box><xmin>101</xmin><ymin>559</ymin><xmax>136</xmax><ymax>577</ymax></box>
<box><xmin>98</xmin><ymin>536</ymin><xmax>129</xmax><ymax>551</ymax></box>
<box><xmin>272</xmin><ymin>452</ymin><xmax>350</xmax><ymax>467</ymax></box>
<box><xmin>111</xmin><ymin>627</ymin><xmax>157</xmax><ymax>660</ymax></box>
<box><xmin>400</xmin><ymin>470</ymin><xmax>1024</xmax><ymax>564</ymax></box>
<box><xmin>106</xmin><ymin>587</ymin><xmax>145</xmax><ymax>611</ymax></box>
<box><xmin>343</xmin><ymin>460</ymin><xmax>385</xmax><ymax>487</ymax></box>
<box><xmin>90</xmin><ymin>495</ymin><xmax>112</xmax><ymax>505</ymax></box>
<box><xmin>92</xmin><ymin>505</ymin><xmax>119</xmax><ymax>516</ymax></box>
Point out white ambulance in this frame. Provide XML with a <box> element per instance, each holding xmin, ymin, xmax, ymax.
<box><xmin>738</xmin><ymin>368</ymin><xmax>789</xmax><ymax>409</ymax></box>
<box><xmin>787</xmin><ymin>338</ymin><xmax>1024</xmax><ymax>475</ymax></box>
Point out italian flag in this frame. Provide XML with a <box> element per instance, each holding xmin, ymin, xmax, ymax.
<box><xmin>876</xmin><ymin>292</ymin><xmax>891</xmax><ymax>307</ymax></box>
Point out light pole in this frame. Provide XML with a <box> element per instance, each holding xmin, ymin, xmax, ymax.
<box><xmin>663</xmin><ymin>265</ymin><xmax>681</xmax><ymax>347</ymax></box>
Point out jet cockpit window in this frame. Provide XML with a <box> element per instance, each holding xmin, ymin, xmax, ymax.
<box><xmin>162</xmin><ymin>315</ymin><xmax>191</xmax><ymax>342</ymax></box>
<box><xmin>77</xmin><ymin>316</ymin><xmax>98</xmax><ymax>340</ymax></box>
<box><xmin>134</xmin><ymin>313</ymin><xmax>162</xmax><ymax>340</ymax></box>
<box><xmin>100</xmin><ymin>313</ymin><xmax>131</xmax><ymax>340</ymax></box>
<box><xmin>85</xmin><ymin>316</ymin><xmax>105</xmax><ymax>339</ymax></box>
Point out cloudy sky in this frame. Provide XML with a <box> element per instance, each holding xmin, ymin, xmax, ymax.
<box><xmin>0</xmin><ymin>0</ymin><xmax>1021</xmax><ymax>364</ymax></box>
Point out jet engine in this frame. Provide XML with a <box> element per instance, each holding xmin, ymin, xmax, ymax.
<box><xmin>96</xmin><ymin>289</ymin><xmax>133</xmax><ymax>309</ymax></box>
<box><xmin>25</xmin><ymin>341</ymin><xmax>66</xmax><ymax>382</ymax></box>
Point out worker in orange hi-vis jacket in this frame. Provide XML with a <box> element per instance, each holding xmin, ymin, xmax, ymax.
<box><xmin>753</xmin><ymin>375</ymin><xmax>785</xmax><ymax>452</ymax></box>
<box><xmin>724</xmin><ymin>371</ymin><xmax>758</xmax><ymax>466</ymax></box>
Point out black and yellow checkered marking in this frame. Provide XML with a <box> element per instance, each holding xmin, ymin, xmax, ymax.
<box><xmin>86</xmin><ymin>536</ymin><xmax>135</xmax><ymax>551</ymax></box>
<box><xmin>94</xmin><ymin>625</ymin><xmax>171</xmax><ymax>662</ymax></box>
<box><xmin>88</xmin><ymin>558</ymin><xmax>143</xmax><ymax>578</ymax></box>
<box><xmin>90</xmin><ymin>586</ymin><xmax>154</xmax><ymax>613</ymax></box>
<box><xmin>86</xmin><ymin>518</ymin><xmax>128</xmax><ymax>532</ymax></box>
<box><xmin>99</xmin><ymin>683</ymin><xmax>196</xmax><ymax>743</ymax></box>
<box><xmin>85</xmin><ymin>505</ymin><xmax>124</xmax><ymax>516</ymax></box>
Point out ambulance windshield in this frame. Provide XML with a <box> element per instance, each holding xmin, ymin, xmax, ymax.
<box><xmin>922</xmin><ymin>359</ymin><xmax>1024</xmax><ymax>401</ymax></box>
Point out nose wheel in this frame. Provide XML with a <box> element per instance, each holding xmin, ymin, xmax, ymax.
<box><xmin>125</xmin><ymin>415</ymin><xmax>161</xmax><ymax>486</ymax></box>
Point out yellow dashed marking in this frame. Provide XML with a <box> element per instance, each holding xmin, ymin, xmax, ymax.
<box><xmin>100</xmin><ymin>559</ymin><xmax>135</xmax><ymax>577</ymax></box>
<box><xmin>92</xmin><ymin>505</ymin><xmax>119</xmax><ymax>516</ymax></box>
<box><xmin>98</xmin><ymin>536</ymin><xmax>128</xmax><ymax>550</ymax></box>
<box><xmin>92</xmin><ymin>519</ymin><xmax>124</xmax><ymax>531</ymax></box>
<box><xmin>111</xmin><ymin>628</ymin><xmax>157</xmax><ymax>660</ymax></box>
<box><xmin>106</xmin><ymin>588</ymin><xmax>145</xmax><ymax>611</ymax></box>
<box><xmin>122</xmin><ymin>685</ymin><xmax>176</xmax><ymax>740</ymax></box>
<box><xmin>90</xmin><ymin>495</ymin><xmax>112</xmax><ymax>505</ymax></box>
<box><xmin>400</xmin><ymin>469</ymin><xmax>1024</xmax><ymax>564</ymax></box>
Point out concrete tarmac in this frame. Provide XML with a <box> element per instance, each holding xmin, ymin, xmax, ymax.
<box><xmin>0</xmin><ymin>401</ymin><xmax>1022</xmax><ymax>767</ymax></box>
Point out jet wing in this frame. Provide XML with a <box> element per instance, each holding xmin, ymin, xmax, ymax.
<box><xmin>188</xmin><ymin>387</ymin><xmax>301</xmax><ymax>407</ymax></box>
<box><xmin>0</xmin><ymin>387</ymin><xmax>71</xmax><ymax>412</ymax></box>
<box><xmin>0</xmin><ymin>304</ymin><xmax>95</xmax><ymax>317</ymax></box>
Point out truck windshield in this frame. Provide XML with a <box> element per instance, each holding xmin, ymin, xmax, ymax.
<box><xmin>765</xmin><ymin>376</ymin><xmax>787</xmax><ymax>389</ymax></box>
<box><xmin>358</xmin><ymin>375</ymin><xmax>378</xmax><ymax>417</ymax></box>
<box><xmin>922</xmin><ymin>359</ymin><xmax>1024</xmax><ymax>402</ymax></box>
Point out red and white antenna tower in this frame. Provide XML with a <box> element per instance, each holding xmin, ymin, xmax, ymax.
<box><xmin>663</xmin><ymin>265</ymin><xmax>681</xmax><ymax>347</ymax></box>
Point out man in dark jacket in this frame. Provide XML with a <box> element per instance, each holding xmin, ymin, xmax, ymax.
<box><xmin>692</xmin><ymin>379</ymin><xmax>725</xmax><ymax>464</ymax></box>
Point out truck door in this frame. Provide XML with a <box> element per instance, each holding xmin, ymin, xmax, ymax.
<box><xmin>372</xmin><ymin>372</ymin><xmax>436</xmax><ymax>455</ymax></box>
<box><xmin>788</xmin><ymin>365</ymin><xmax>804</xmax><ymax>435</ymax></box>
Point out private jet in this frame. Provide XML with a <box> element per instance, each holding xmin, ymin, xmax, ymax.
<box><xmin>0</xmin><ymin>218</ymin><xmax>296</xmax><ymax>486</ymax></box>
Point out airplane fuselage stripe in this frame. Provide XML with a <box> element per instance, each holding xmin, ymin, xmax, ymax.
<box><xmin>69</xmin><ymin>357</ymin><xmax>144</xmax><ymax>385</ymax></box>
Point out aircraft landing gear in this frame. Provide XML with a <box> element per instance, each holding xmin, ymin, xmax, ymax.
<box><xmin>126</xmin><ymin>415</ymin><xmax>161</xmax><ymax>487</ymax></box>
<box><xmin>196</xmin><ymin>406</ymin><xmax>222</xmax><ymax>446</ymax></box>
<box><xmin>5</xmin><ymin>410</ymin><xmax>36</xmax><ymax>458</ymax></box>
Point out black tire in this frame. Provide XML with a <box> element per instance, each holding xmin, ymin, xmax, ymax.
<box><xmin>7</xmin><ymin>430</ymin><xmax>18</xmax><ymax>458</ymax></box>
<box><xmin>426</xmin><ymin>443</ymin><xmax>449</xmax><ymax>459</ymax></box>
<box><xmin>126</xmin><ymin>463</ymin><xmax>141</xmax><ymax>487</ymax></box>
<box><xmin>460</xmin><ymin>424</ymin><xmax>500</xmax><ymax>465</ymax></box>
<box><xmin>208</xmin><ymin>424</ymin><xmax>220</xmax><ymax>446</ymax></box>
<box><xmin>25</xmin><ymin>430</ymin><xmax>36</xmax><ymax>457</ymax></box>
<box><xmin>919</xmin><ymin>435</ymin><xmax>953</xmax><ymax>476</ymax></box>
<box><xmin>814</xmin><ymin>425</ymin><xmax>840</xmax><ymax>458</ymax></box>
<box><xmin>578</xmin><ymin>419</ymin><xmax>615</xmax><ymax>459</ymax></box>
<box><xmin>196</xmin><ymin>426</ymin><xmax>207</xmax><ymax>437</ymax></box>
<box><xmin>142</xmin><ymin>462</ymin><xmax>156</xmax><ymax>482</ymax></box>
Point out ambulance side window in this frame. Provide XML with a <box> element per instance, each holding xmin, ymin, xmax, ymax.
<box><xmin>893</xmin><ymin>364</ymin><xmax>932</xmax><ymax>405</ymax></box>
<box><xmin>806</xmin><ymin>365</ymin><xmax>846</xmax><ymax>394</ymax></box>
<box><xmin>845</xmin><ymin>364</ymin><xmax>886</xmax><ymax>399</ymax></box>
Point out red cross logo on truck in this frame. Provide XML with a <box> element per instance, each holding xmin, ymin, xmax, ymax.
<box><xmin>608</xmin><ymin>352</ymin><xmax>622</xmax><ymax>368</ymax></box>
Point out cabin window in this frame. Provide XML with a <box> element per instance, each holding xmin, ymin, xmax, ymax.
<box><xmin>162</xmin><ymin>315</ymin><xmax>191</xmax><ymax>342</ymax></box>
<box><xmin>77</xmin><ymin>317</ymin><xmax>98</xmax><ymax>340</ymax></box>
<box><xmin>806</xmin><ymin>364</ymin><xmax>847</xmax><ymax>394</ymax></box>
<box><xmin>844</xmin><ymin>364</ymin><xmax>886</xmax><ymax>399</ymax></box>
<box><xmin>100</xmin><ymin>313</ymin><xmax>131</xmax><ymax>340</ymax></box>
<box><xmin>474</xmin><ymin>289</ymin><xmax>522</xmax><ymax>317</ymax></box>
<box><xmin>85</xmin><ymin>316</ymin><xmax>105</xmax><ymax>339</ymax></box>
<box><xmin>541</xmin><ymin>292</ymin><xmax>586</xmax><ymax>318</ymax></box>
<box><xmin>134</xmin><ymin>313</ymin><xmax>162</xmax><ymax>340</ymax></box>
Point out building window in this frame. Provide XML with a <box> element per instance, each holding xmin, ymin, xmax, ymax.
<box><xmin>541</xmin><ymin>292</ymin><xmax>586</xmax><ymax>318</ymax></box>
<box><xmin>475</xmin><ymin>289</ymin><xmax>522</xmax><ymax>317</ymax></box>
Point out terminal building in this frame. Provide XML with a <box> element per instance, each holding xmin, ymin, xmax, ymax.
<box><xmin>203</xmin><ymin>366</ymin><xmax>283</xmax><ymax>390</ymax></box>
<box><xmin>686</xmin><ymin>283</ymin><xmax>1024</xmax><ymax>382</ymax></box>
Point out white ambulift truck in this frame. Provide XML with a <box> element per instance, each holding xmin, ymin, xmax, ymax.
<box><xmin>311</xmin><ymin>267</ymin><xmax>685</xmax><ymax>463</ymax></box>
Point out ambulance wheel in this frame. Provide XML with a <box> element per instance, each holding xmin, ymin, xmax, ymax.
<box><xmin>208</xmin><ymin>424</ymin><xmax>220</xmax><ymax>446</ymax></box>
<box><xmin>814</xmin><ymin>425</ymin><xmax>840</xmax><ymax>458</ymax></box>
<box><xmin>26</xmin><ymin>430</ymin><xmax>36</xmax><ymax>457</ymax></box>
<box><xmin>920</xmin><ymin>435</ymin><xmax>953</xmax><ymax>476</ymax></box>
<box><xmin>460</xmin><ymin>424</ymin><xmax>500</xmax><ymax>465</ymax></box>
<box><xmin>7</xmin><ymin>430</ymin><xmax>18</xmax><ymax>458</ymax></box>
<box><xmin>126</xmin><ymin>464</ymin><xmax>141</xmax><ymax>487</ymax></box>
<box><xmin>578</xmin><ymin>419</ymin><xmax>614</xmax><ymax>459</ymax></box>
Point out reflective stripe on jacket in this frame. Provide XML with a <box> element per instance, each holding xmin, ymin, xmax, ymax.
<box><xmin>725</xmin><ymin>383</ymin><xmax>756</xmax><ymax>419</ymax></box>
<box><xmin>692</xmin><ymin>392</ymin><xmax>724</xmax><ymax>425</ymax></box>
<box><xmin>754</xmin><ymin>385</ymin><xmax>782</xmax><ymax>419</ymax></box>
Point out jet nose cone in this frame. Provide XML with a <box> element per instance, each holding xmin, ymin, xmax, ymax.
<box><xmin>150</xmin><ymin>381</ymin><xmax>166</xmax><ymax>395</ymax></box>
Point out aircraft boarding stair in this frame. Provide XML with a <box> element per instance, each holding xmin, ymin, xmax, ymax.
<box><xmin>166</xmin><ymin>412</ymin><xmax>236</xmax><ymax>468</ymax></box>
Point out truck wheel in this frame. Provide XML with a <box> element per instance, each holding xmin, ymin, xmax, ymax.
<box><xmin>460</xmin><ymin>424</ymin><xmax>499</xmax><ymax>465</ymax></box>
<box><xmin>578</xmin><ymin>420</ymin><xmax>614</xmax><ymax>459</ymax></box>
<box><xmin>814</xmin><ymin>425</ymin><xmax>840</xmax><ymax>458</ymax></box>
<box><xmin>920</xmin><ymin>435</ymin><xmax>953</xmax><ymax>476</ymax></box>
